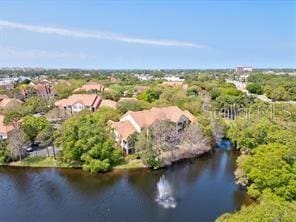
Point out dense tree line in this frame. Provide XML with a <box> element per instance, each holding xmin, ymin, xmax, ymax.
<box><xmin>248</xmin><ymin>73</ymin><xmax>296</xmax><ymax>101</ymax></box>
<box><xmin>218</xmin><ymin>102</ymin><xmax>296</xmax><ymax>221</ymax></box>
<box><xmin>54</xmin><ymin>108</ymin><xmax>122</xmax><ymax>172</ymax></box>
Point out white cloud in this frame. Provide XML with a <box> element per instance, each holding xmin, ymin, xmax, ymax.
<box><xmin>1</xmin><ymin>46</ymin><xmax>90</xmax><ymax>59</ymax></box>
<box><xmin>0</xmin><ymin>20</ymin><xmax>204</xmax><ymax>48</ymax></box>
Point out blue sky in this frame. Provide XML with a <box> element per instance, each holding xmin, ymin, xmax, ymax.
<box><xmin>0</xmin><ymin>0</ymin><xmax>295</xmax><ymax>69</ymax></box>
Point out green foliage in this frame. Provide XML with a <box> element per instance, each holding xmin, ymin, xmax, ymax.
<box><xmin>55</xmin><ymin>108</ymin><xmax>122</xmax><ymax>172</ymax></box>
<box><xmin>137</xmin><ymin>89</ymin><xmax>161</xmax><ymax>102</ymax></box>
<box><xmin>246</xmin><ymin>83</ymin><xmax>263</xmax><ymax>95</ymax></box>
<box><xmin>228</xmin><ymin>103</ymin><xmax>296</xmax><ymax>203</ymax></box>
<box><xmin>157</xmin><ymin>88</ymin><xmax>187</xmax><ymax>107</ymax></box>
<box><xmin>21</xmin><ymin>115</ymin><xmax>50</xmax><ymax>142</ymax></box>
<box><xmin>187</xmin><ymin>85</ymin><xmax>199</xmax><ymax>97</ymax></box>
<box><xmin>35</xmin><ymin>125</ymin><xmax>55</xmax><ymax>148</ymax></box>
<box><xmin>55</xmin><ymin>79</ymin><xmax>85</xmax><ymax>99</ymax></box>
<box><xmin>0</xmin><ymin>140</ymin><xmax>10</xmax><ymax>164</ymax></box>
<box><xmin>117</xmin><ymin>100</ymin><xmax>151</xmax><ymax>114</ymax></box>
<box><xmin>4</xmin><ymin>96</ymin><xmax>53</xmax><ymax>123</ymax></box>
<box><xmin>248</xmin><ymin>73</ymin><xmax>296</xmax><ymax>101</ymax></box>
<box><xmin>228</xmin><ymin>118</ymin><xmax>279</xmax><ymax>151</ymax></box>
<box><xmin>206</xmin><ymin>80</ymin><xmax>249</xmax><ymax>110</ymax></box>
<box><xmin>243</xmin><ymin>144</ymin><xmax>295</xmax><ymax>200</ymax></box>
<box><xmin>135</xmin><ymin>127</ymin><xmax>160</xmax><ymax>169</ymax></box>
<box><xmin>217</xmin><ymin>191</ymin><xmax>296</xmax><ymax>222</ymax></box>
<box><xmin>101</xmin><ymin>90</ymin><xmax>121</xmax><ymax>101</ymax></box>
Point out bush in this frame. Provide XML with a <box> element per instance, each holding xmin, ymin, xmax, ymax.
<box><xmin>246</xmin><ymin>83</ymin><xmax>263</xmax><ymax>95</ymax></box>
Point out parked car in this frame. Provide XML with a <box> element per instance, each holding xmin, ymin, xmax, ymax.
<box><xmin>24</xmin><ymin>143</ymin><xmax>40</xmax><ymax>153</ymax></box>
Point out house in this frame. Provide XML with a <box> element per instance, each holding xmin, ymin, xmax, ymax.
<box><xmin>21</xmin><ymin>80</ymin><xmax>57</xmax><ymax>98</ymax></box>
<box><xmin>0</xmin><ymin>115</ymin><xmax>16</xmax><ymax>139</ymax></box>
<box><xmin>118</xmin><ymin>97</ymin><xmax>138</xmax><ymax>103</ymax></box>
<box><xmin>110</xmin><ymin>106</ymin><xmax>196</xmax><ymax>154</ymax></box>
<box><xmin>99</xmin><ymin>99</ymin><xmax>117</xmax><ymax>109</ymax></box>
<box><xmin>235</xmin><ymin>65</ymin><xmax>253</xmax><ymax>73</ymax></box>
<box><xmin>161</xmin><ymin>81</ymin><xmax>188</xmax><ymax>89</ymax></box>
<box><xmin>34</xmin><ymin>81</ymin><xmax>57</xmax><ymax>98</ymax></box>
<box><xmin>0</xmin><ymin>97</ymin><xmax>23</xmax><ymax>110</ymax></box>
<box><xmin>133</xmin><ymin>85</ymin><xmax>149</xmax><ymax>95</ymax></box>
<box><xmin>55</xmin><ymin>94</ymin><xmax>102</xmax><ymax>113</ymax></box>
<box><xmin>74</xmin><ymin>82</ymin><xmax>105</xmax><ymax>93</ymax></box>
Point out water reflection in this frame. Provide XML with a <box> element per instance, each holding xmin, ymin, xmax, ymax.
<box><xmin>0</xmin><ymin>146</ymin><xmax>251</xmax><ymax>222</ymax></box>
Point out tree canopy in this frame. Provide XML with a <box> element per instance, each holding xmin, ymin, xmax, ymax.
<box><xmin>55</xmin><ymin>108</ymin><xmax>122</xmax><ymax>172</ymax></box>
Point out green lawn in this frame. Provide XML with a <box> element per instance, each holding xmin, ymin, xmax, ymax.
<box><xmin>3</xmin><ymin>156</ymin><xmax>145</xmax><ymax>170</ymax></box>
<box><xmin>114</xmin><ymin>159</ymin><xmax>145</xmax><ymax>169</ymax></box>
<box><xmin>8</xmin><ymin>156</ymin><xmax>71</xmax><ymax>168</ymax></box>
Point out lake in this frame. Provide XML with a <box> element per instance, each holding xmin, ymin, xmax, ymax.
<box><xmin>0</xmin><ymin>147</ymin><xmax>252</xmax><ymax>222</ymax></box>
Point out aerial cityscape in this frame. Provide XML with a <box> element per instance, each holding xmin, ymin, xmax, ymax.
<box><xmin>0</xmin><ymin>1</ymin><xmax>295</xmax><ymax>222</ymax></box>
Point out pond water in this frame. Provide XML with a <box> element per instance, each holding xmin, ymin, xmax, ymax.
<box><xmin>0</xmin><ymin>146</ymin><xmax>252</xmax><ymax>222</ymax></box>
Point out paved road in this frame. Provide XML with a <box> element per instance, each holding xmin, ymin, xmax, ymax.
<box><xmin>225</xmin><ymin>79</ymin><xmax>296</xmax><ymax>104</ymax></box>
<box><xmin>28</xmin><ymin>146</ymin><xmax>60</xmax><ymax>158</ymax></box>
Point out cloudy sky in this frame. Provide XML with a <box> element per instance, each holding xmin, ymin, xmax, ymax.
<box><xmin>0</xmin><ymin>0</ymin><xmax>295</xmax><ymax>69</ymax></box>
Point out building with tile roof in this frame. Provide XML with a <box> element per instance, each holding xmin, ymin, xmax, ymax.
<box><xmin>74</xmin><ymin>82</ymin><xmax>105</xmax><ymax>93</ymax></box>
<box><xmin>55</xmin><ymin>94</ymin><xmax>102</xmax><ymax>113</ymax></box>
<box><xmin>0</xmin><ymin>114</ymin><xmax>16</xmax><ymax>139</ymax></box>
<box><xmin>110</xmin><ymin>106</ymin><xmax>196</xmax><ymax>154</ymax></box>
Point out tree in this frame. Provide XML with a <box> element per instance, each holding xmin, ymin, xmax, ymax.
<box><xmin>227</xmin><ymin>118</ymin><xmax>278</xmax><ymax>151</ymax></box>
<box><xmin>241</xmin><ymin>143</ymin><xmax>295</xmax><ymax>200</ymax></box>
<box><xmin>24</xmin><ymin>96</ymin><xmax>53</xmax><ymax>113</ymax></box>
<box><xmin>35</xmin><ymin>125</ymin><xmax>55</xmax><ymax>158</ymax></box>
<box><xmin>217</xmin><ymin>191</ymin><xmax>296</xmax><ymax>222</ymax></box>
<box><xmin>117</xmin><ymin>100</ymin><xmax>150</xmax><ymax>114</ymax></box>
<box><xmin>135</xmin><ymin>120</ymin><xmax>211</xmax><ymax>169</ymax></box>
<box><xmin>0</xmin><ymin>140</ymin><xmax>9</xmax><ymax>164</ymax></box>
<box><xmin>6</xmin><ymin>129</ymin><xmax>28</xmax><ymax>161</ymax></box>
<box><xmin>21</xmin><ymin>115</ymin><xmax>50</xmax><ymax>142</ymax></box>
<box><xmin>54</xmin><ymin>109</ymin><xmax>122</xmax><ymax>172</ymax></box>
<box><xmin>137</xmin><ymin>89</ymin><xmax>161</xmax><ymax>102</ymax></box>
<box><xmin>246</xmin><ymin>83</ymin><xmax>263</xmax><ymax>95</ymax></box>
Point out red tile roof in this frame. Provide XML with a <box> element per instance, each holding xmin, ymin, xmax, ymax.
<box><xmin>55</xmin><ymin>94</ymin><xmax>101</xmax><ymax>108</ymax></box>
<box><xmin>124</xmin><ymin>106</ymin><xmax>196</xmax><ymax>128</ymax></box>
<box><xmin>111</xmin><ymin>120</ymin><xmax>136</xmax><ymax>140</ymax></box>
<box><xmin>113</xmin><ymin>106</ymin><xmax>196</xmax><ymax>140</ymax></box>
<box><xmin>0</xmin><ymin>114</ymin><xmax>15</xmax><ymax>134</ymax></box>
<box><xmin>74</xmin><ymin>82</ymin><xmax>104</xmax><ymax>92</ymax></box>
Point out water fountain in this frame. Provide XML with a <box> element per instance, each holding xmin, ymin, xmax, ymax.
<box><xmin>155</xmin><ymin>175</ymin><xmax>177</xmax><ymax>209</ymax></box>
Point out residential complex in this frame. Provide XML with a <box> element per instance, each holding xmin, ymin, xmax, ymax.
<box><xmin>55</xmin><ymin>94</ymin><xmax>102</xmax><ymax>113</ymax></box>
<box><xmin>110</xmin><ymin>106</ymin><xmax>196</xmax><ymax>154</ymax></box>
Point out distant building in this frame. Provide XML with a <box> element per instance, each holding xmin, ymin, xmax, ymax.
<box><xmin>163</xmin><ymin>76</ymin><xmax>184</xmax><ymax>82</ymax></box>
<box><xmin>161</xmin><ymin>81</ymin><xmax>188</xmax><ymax>89</ymax></box>
<box><xmin>34</xmin><ymin>82</ymin><xmax>57</xmax><ymax>98</ymax></box>
<box><xmin>0</xmin><ymin>114</ymin><xmax>16</xmax><ymax>139</ymax></box>
<box><xmin>235</xmin><ymin>66</ymin><xmax>253</xmax><ymax>73</ymax></box>
<box><xmin>23</xmin><ymin>80</ymin><xmax>57</xmax><ymax>99</ymax></box>
<box><xmin>55</xmin><ymin>94</ymin><xmax>102</xmax><ymax>113</ymax></box>
<box><xmin>118</xmin><ymin>97</ymin><xmax>138</xmax><ymax>103</ymax></box>
<box><xmin>99</xmin><ymin>99</ymin><xmax>117</xmax><ymax>109</ymax></box>
<box><xmin>135</xmin><ymin>74</ymin><xmax>153</xmax><ymax>81</ymax></box>
<box><xmin>74</xmin><ymin>82</ymin><xmax>105</xmax><ymax>93</ymax></box>
<box><xmin>0</xmin><ymin>97</ymin><xmax>23</xmax><ymax>110</ymax></box>
<box><xmin>109</xmin><ymin>106</ymin><xmax>196</xmax><ymax>154</ymax></box>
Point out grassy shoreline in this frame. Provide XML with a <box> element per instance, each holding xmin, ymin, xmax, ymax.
<box><xmin>0</xmin><ymin>156</ymin><xmax>146</xmax><ymax>170</ymax></box>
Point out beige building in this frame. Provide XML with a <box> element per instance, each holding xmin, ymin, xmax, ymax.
<box><xmin>0</xmin><ymin>115</ymin><xmax>16</xmax><ymax>139</ymax></box>
<box><xmin>110</xmin><ymin>106</ymin><xmax>196</xmax><ymax>154</ymax></box>
<box><xmin>0</xmin><ymin>97</ymin><xmax>23</xmax><ymax>110</ymax></box>
<box><xmin>74</xmin><ymin>82</ymin><xmax>105</xmax><ymax>93</ymax></box>
<box><xmin>55</xmin><ymin>94</ymin><xmax>102</xmax><ymax>113</ymax></box>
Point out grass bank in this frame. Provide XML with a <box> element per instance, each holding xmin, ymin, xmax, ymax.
<box><xmin>6</xmin><ymin>156</ymin><xmax>71</xmax><ymax>168</ymax></box>
<box><xmin>114</xmin><ymin>159</ymin><xmax>146</xmax><ymax>169</ymax></box>
<box><xmin>1</xmin><ymin>156</ymin><xmax>145</xmax><ymax>170</ymax></box>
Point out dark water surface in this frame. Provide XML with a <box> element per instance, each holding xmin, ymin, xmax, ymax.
<box><xmin>0</xmin><ymin>148</ymin><xmax>252</xmax><ymax>222</ymax></box>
